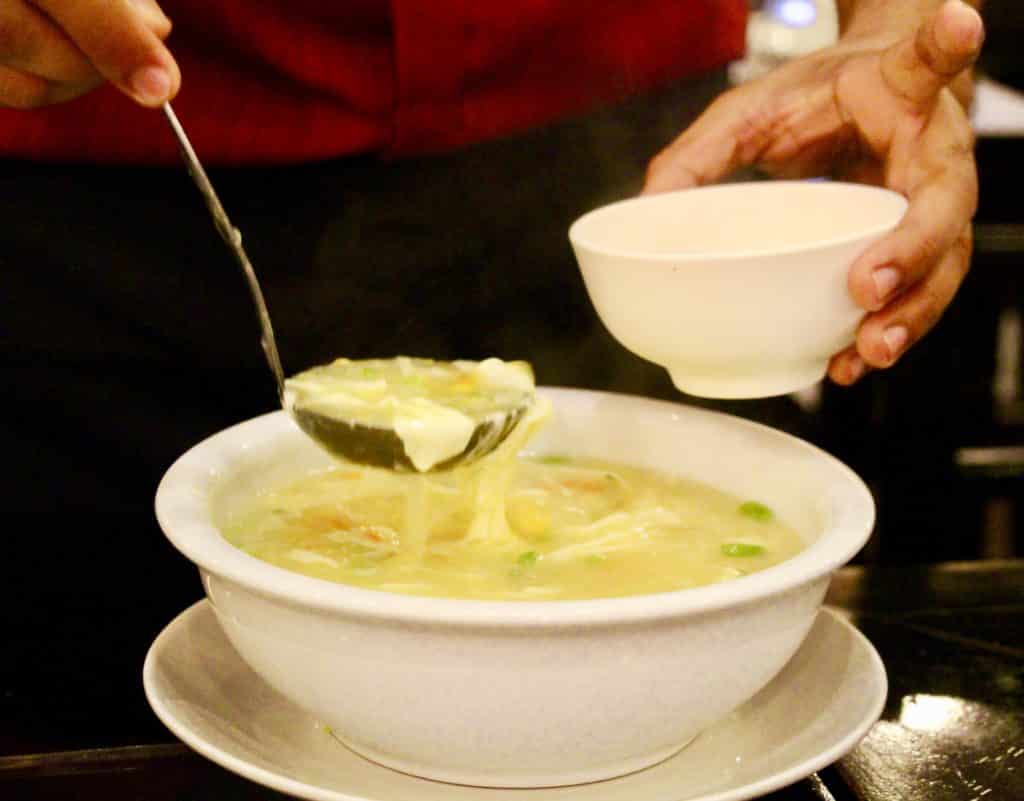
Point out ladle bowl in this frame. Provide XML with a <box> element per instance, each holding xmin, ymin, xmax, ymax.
<box><xmin>164</xmin><ymin>102</ymin><xmax>529</xmax><ymax>471</ymax></box>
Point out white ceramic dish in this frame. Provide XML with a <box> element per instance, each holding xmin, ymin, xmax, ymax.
<box><xmin>569</xmin><ymin>181</ymin><xmax>908</xmax><ymax>399</ymax></box>
<box><xmin>143</xmin><ymin>601</ymin><xmax>887</xmax><ymax>801</ymax></box>
<box><xmin>154</xmin><ymin>388</ymin><xmax>875</xmax><ymax>787</ymax></box>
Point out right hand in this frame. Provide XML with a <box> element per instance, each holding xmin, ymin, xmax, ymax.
<box><xmin>643</xmin><ymin>0</ymin><xmax>983</xmax><ymax>386</ymax></box>
<box><xmin>0</xmin><ymin>0</ymin><xmax>180</xmax><ymax>109</ymax></box>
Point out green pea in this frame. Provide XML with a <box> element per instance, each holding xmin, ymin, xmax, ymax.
<box><xmin>738</xmin><ymin>501</ymin><xmax>774</xmax><ymax>523</ymax></box>
<box><xmin>721</xmin><ymin>543</ymin><xmax>765</xmax><ymax>557</ymax></box>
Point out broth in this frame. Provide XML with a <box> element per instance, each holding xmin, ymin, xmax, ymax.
<box><xmin>220</xmin><ymin>455</ymin><xmax>805</xmax><ymax>601</ymax></box>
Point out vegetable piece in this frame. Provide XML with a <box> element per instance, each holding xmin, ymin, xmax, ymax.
<box><xmin>516</xmin><ymin>550</ymin><xmax>540</xmax><ymax>567</ymax></box>
<box><xmin>507</xmin><ymin>500</ymin><xmax>550</xmax><ymax>537</ymax></box>
<box><xmin>721</xmin><ymin>543</ymin><xmax>765</xmax><ymax>557</ymax></box>
<box><xmin>738</xmin><ymin>501</ymin><xmax>774</xmax><ymax>522</ymax></box>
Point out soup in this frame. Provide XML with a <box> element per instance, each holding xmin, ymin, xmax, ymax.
<box><xmin>284</xmin><ymin>356</ymin><xmax>535</xmax><ymax>471</ymax></box>
<box><xmin>220</xmin><ymin>454</ymin><xmax>805</xmax><ymax>601</ymax></box>
<box><xmin>223</xmin><ymin>356</ymin><xmax>806</xmax><ymax>600</ymax></box>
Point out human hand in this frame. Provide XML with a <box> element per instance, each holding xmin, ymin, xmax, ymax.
<box><xmin>0</xmin><ymin>0</ymin><xmax>179</xmax><ymax>108</ymax></box>
<box><xmin>643</xmin><ymin>0</ymin><xmax>983</xmax><ymax>385</ymax></box>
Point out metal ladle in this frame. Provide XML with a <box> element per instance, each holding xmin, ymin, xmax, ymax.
<box><xmin>162</xmin><ymin>103</ymin><xmax>530</xmax><ymax>471</ymax></box>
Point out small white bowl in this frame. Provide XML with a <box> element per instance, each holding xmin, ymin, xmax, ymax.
<box><xmin>155</xmin><ymin>388</ymin><xmax>874</xmax><ymax>788</ymax></box>
<box><xmin>569</xmin><ymin>181</ymin><xmax>908</xmax><ymax>398</ymax></box>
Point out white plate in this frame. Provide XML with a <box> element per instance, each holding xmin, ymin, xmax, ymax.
<box><xmin>143</xmin><ymin>601</ymin><xmax>886</xmax><ymax>801</ymax></box>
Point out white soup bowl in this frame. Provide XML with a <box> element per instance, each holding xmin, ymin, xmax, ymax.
<box><xmin>155</xmin><ymin>388</ymin><xmax>874</xmax><ymax>787</ymax></box>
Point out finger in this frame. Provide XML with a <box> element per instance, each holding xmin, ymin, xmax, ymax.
<box><xmin>827</xmin><ymin>346</ymin><xmax>871</xmax><ymax>386</ymax></box>
<box><xmin>880</xmin><ymin>0</ymin><xmax>984</xmax><ymax>110</ymax></box>
<box><xmin>32</xmin><ymin>0</ymin><xmax>179</xmax><ymax>106</ymax></box>
<box><xmin>847</xmin><ymin>145</ymin><xmax>975</xmax><ymax>313</ymax></box>
<box><xmin>0</xmin><ymin>0</ymin><xmax>96</xmax><ymax>83</ymax></box>
<box><xmin>854</xmin><ymin>224</ymin><xmax>972</xmax><ymax>369</ymax></box>
<box><xmin>643</xmin><ymin>74</ymin><xmax>839</xmax><ymax>193</ymax></box>
<box><xmin>642</xmin><ymin>92</ymin><xmax>751</xmax><ymax>193</ymax></box>
<box><xmin>0</xmin><ymin>62</ymin><xmax>104</xmax><ymax>108</ymax></box>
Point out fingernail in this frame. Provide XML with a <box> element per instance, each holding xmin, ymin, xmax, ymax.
<box><xmin>130</xmin><ymin>65</ymin><xmax>171</xmax><ymax>104</ymax></box>
<box><xmin>883</xmin><ymin>325</ymin><xmax>909</xmax><ymax>361</ymax></box>
<box><xmin>872</xmin><ymin>267</ymin><xmax>902</xmax><ymax>306</ymax></box>
<box><xmin>946</xmin><ymin>1</ymin><xmax>985</xmax><ymax>51</ymax></box>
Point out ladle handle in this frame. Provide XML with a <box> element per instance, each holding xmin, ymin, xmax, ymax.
<box><xmin>161</xmin><ymin>102</ymin><xmax>286</xmax><ymax>405</ymax></box>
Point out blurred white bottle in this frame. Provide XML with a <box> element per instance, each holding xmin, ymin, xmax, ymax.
<box><xmin>730</xmin><ymin>0</ymin><xmax>839</xmax><ymax>84</ymax></box>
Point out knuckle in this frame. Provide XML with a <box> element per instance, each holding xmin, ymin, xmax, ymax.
<box><xmin>734</xmin><ymin>103</ymin><xmax>776</xmax><ymax>160</ymax></box>
<box><xmin>956</xmin><ymin>118</ymin><xmax>978</xmax><ymax>154</ymax></box>
<box><xmin>946</xmin><ymin>128</ymin><xmax>976</xmax><ymax>162</ymax></box>
<box><xmin>939</xmin><ymin>130</ymin><xmax>978</xmax><ymax>177</ymax></box>
<box><xmin>915</xmin><ymin>286</ymin><xmax>946</xmax><ymax>334</ymax></box>
<box><xmin>917</xmin><ymin>24</ymin><xmax>965</xmax><ymax>79</ymax></box>
<box><xmin>833</xmin><ymin>59</ymin><xmax>865</xmax><ymax>103</ymax></box>
<box><xmin>646</xmin><ymin>140</ymin><xmax>706</xmax><ymax>188</ymax></box>
<box><xmin>907</xmin><ymin>229</ymin><xmax>945</xmax><ymax>270</ymax></box>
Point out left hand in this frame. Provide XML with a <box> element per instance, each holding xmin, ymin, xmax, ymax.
<box><xmin>643</xmin><ymin>0</ymin><xmax>984</xmax><ymax>385</ymax></box>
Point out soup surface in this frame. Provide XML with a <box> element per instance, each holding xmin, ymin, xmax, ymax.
<box><xmin>220</xmin><ymin>454</ymin><xmax>805</xmax><ymax>600</ymax></box>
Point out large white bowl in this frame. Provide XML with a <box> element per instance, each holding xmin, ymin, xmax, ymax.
<box><xmin>155</xmin><ymin>388</ymin><xmax>874</xmax><ymax>788</ymax></box>
<box><xmin>569</xmin><ymin>181</ymin><xmax>908</xmax><ymax>398</ymax></box>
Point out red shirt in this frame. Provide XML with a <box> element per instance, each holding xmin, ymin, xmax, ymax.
<box><xmin>0</xmin><ymin>0</ymin><xmax>745</xmax><ymax>165</ymax></box>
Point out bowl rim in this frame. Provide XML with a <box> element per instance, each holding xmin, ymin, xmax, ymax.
<box><xmin>568</xmin><ymin>180</ymin><xmax>908</xmax><ymax>262</ymax></box>
<box><xmin>155</xmin><ymin>387</ymin><xmax>875</xmax><ymax>627</ymax></box>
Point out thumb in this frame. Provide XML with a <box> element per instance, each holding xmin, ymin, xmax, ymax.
<box><xmin>880</xmin><ymin>0</ymin><xmax>984</xmax><ymax>109</ymax></box>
